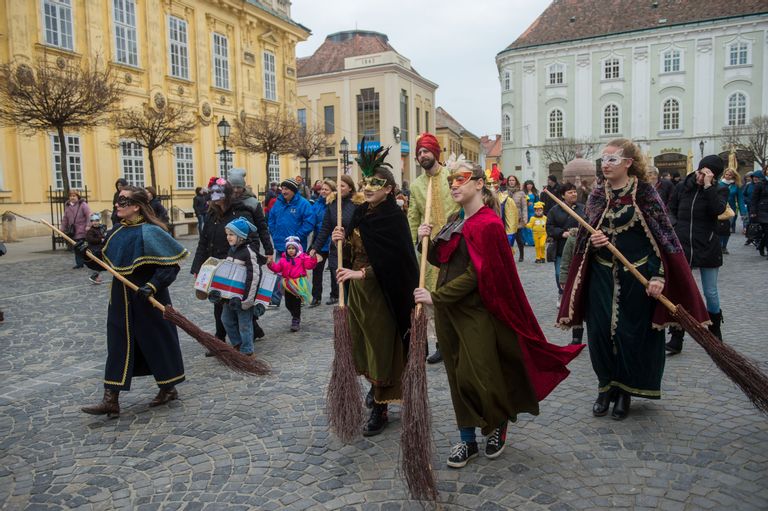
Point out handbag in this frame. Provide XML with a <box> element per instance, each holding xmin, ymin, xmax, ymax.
<box><xmin>717</xmin><ymin>204</ymin><xmax>735</xmax><ymax>221</ymax></box>
<box><xmin>546</xmin><ymin>238</ymin><xmax>557</xmax><ymax>262</ymax></box>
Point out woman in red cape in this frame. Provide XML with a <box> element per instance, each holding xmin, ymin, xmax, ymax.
<box><xmin>415</xmin><ymin>160</ymin><xmax>583</xmax><ymax>469</ymax></box>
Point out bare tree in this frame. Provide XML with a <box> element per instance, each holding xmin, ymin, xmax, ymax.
<box><xmin>234</xmin><ymin>108</ymin><xmax>298</xmax><ymax>185</ymax></box>
<box><xmin>723</xmin><ymin>116</ymin><xmax>768</xmax><ymax>172</ymax></box>
<box><xmin>113</xmin><ymin>104</ymin><xmax>197</xmax><ymax>188</ymax></box>
<box><xmin>292</xmin><ymin>124</ymin><xmax>330</xmax><ymax>183</ymax></box>
<box><xmin>0</xmin><ymin>55</ymin><xmax>122</xmax><ymax>193</ymax></box>
<box><xmin>540</xmin><ymin>137</ymin><xmax>598</xmax><ymax>166</ymax></box>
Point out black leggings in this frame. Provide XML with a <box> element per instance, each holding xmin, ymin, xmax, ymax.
<box><xmin>285</xmin><ymin>292</ymin><xmax>301</xmax><ymax>320</ymax></box>
<box><xmin>312</xmin><ymin>252</ymin><xmax>328</xmax><ymax>300</ymax></box>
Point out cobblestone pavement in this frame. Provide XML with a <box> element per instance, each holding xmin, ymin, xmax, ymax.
<box><xmin>1</xmin><ymin>233</ymin><xmax>767</xmax><ymax>510</ymax></box>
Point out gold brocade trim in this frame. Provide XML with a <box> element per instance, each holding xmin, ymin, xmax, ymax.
<box><xmin>146</xmin><ymin>282</ymin><xmax>158</xmax><ymax>294</ymax></box>
<box><xmin>156</xmin><ymin>373</ymin><xmax>185</xmax><ymax>385</ymax></box>
<box><xmin>104</xmin><ymin>284</ymin><xmax>131</xmax><ymax>386</ymax></box>
<box><xmin>599</xmin><ymin>381</ymin><xmax>661</xmax><ymax>398</ymax></box>
<box><xmin>121</xmin><ymin>215</ymin><xmax>145</xmax><ymax>226</ymax></box>
<box><xmin>610</xmin><ymin>263</ymin><xmax>620</xmax><ymax>345</ymax></box>
<box><xmin>102</xmin><ymin>225</ymin><xmax>188</xmax><ymax>275</ymax></box>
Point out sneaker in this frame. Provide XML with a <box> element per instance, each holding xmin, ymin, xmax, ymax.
<box><xmin>325</xmin><ymin>297</ymin><xmax>338</xmax><ymax>305</ymax></box>
<box><xmin>290</xmin><ymin>318</ymin><xmax>300</xmax><ymax>332</ymax></box>
<box><xmin>485</xmin><ymin>424</ymin><xmax>508</xmax><ymax>459</ymax></box>
<box><xmin>447</xmin><ymin>441</ymin><xmax>478</xmax><ymax>468</ymax></box>
<box><xmin>88</xmin><ymin>275</ymin><xmax>103</xmax><ymax>285</ymax></box>
<box><xmin>309</xmin><ymin>298</ymin><xmax>321</xmax><ymax>308</ymax></box>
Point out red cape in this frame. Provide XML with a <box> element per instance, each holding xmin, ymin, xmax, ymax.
<box><xmin>461</xmin><ymin>207</ymin><xmax>584</xmax><ymax>401</ymax></box>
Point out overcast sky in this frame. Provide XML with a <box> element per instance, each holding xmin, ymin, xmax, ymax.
<box><xmin>291</xmin><ymin>0</ymin><xmax>552</xmax><ymax>138</ymax></box>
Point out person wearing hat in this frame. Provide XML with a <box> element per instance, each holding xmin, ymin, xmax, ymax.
<box><xmin>526</xmin><ymin>201</ymin><xmax>548</xmax><ymax>263</ymax></box>
<box><xmin>85</xmin><ymin>212</ymin><xmax>107</xmax><ymax>284</ymax></box>
<box><xmin>266</xmin><ymin>178</ymin><xmax>315</xmax><ymax>307</ymax></box>
<box><xmin>406</xmin><ymin>132</ymin><xmax>460</xmax><ymax>364</ymax></box>
<box><xmin>666</xmin><ymin>154</ymin><xmax>729</xmax><ymax>354</ymax></box>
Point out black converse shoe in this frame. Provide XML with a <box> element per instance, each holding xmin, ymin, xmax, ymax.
<box><xmin>447</xmin><ymin>441</ymin><xmax>478</xmax><ymax>468</ymax></box>
<box><xmin>485</xmin><ymin>424</ymin><xmax>508</xmax><ymax>459</ymax></box>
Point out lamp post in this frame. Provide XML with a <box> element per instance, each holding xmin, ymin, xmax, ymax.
<box><xmin>217</xmin><ymin>117</ymin><xmax>232</xmax><ymax>180</ymax></box>
<box><xmin>340</xmin><ymin>136</ymin><xmax>349</xmax><ymax>174</ymax></box>
<box><xmin>699</xmin><ymin>140</ymin><xmax>705</xmax><ymax>159</ymax></box>
<box><xmin>525</xmin><ymin>149</ymin><xmax>531</xmax><ymax>167</ymax></box>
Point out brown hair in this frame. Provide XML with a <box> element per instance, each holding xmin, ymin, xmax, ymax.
<box><xmin>322</xmin><ymin>179</ymin><xmax>337</xmax><ymax>192</ymax></box>
<box><xmin>373</xmin><ymin>167</ymin><xmax>397</xmax><ymax>197</ymax></box>
<box><xmin>121</xmin><ymin>185</ymin><xmax>168</xmax><ymax>231</ymax></box>
<box><xmin>145</xmin><ymin>185</ymin><xmax>158</xmax><ymax>198</ymax></box>
<box><xmin>605</xmin><ymin>138</ymin><xmax>648</xmax><ymax>182</ymax></box>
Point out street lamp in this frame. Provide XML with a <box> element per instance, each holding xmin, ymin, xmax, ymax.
<box><xmin>525</xmin><ymin>149</ymin><xmax>531</xmax><ymax>167</ymax></box>
<box><xmin>340</xmin><ymin>137</ymin><xmax>350</xmax><ymax>174</ymax></box>
<box><xmin>699</xmin><ymin>140</ymin><xmax>705</xmax><ymax>159</ymax></box>
<box><xmin>217</xmin><ymin>117</ymin><xmax>232</xmax><ymax>180</ymax></box>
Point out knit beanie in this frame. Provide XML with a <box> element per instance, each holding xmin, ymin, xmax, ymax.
<box><xmin>284</xmin><ymin>235</ymin><xmax>303</xmax><ymax>255</ymax></box>
<box><xmin>225</xmin><ymin>217</ymin><xmax>257</xmax><ymax>239</ymax></box>
<box><xmin>280</xmin><ymin>179</ymin><xmax>299</xmax><ymax>194</ymax></box>
<box><xmin>698</xmin><ymin>155</ymin><xmax>725</xmax><ymax>179</ymax></box>
<box><xmin>229</xmin><ymin>168</ymin><xmax>247</xmax><ymax>188</ymax></box>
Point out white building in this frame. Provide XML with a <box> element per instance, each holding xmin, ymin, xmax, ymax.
<box><xmin>496</xmin><ymin>1</ymin><xmax>768</xmax><ymax>185</ymax></box>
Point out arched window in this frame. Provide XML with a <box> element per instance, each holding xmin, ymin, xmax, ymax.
<box><xmin>502</xmin><ymin>114</ymin><xmax>511</xmax><ymax>142</ymax></box>
<box><xmin>727</xmin><ymin>92</ymin><xmax>747</xmax><ymax>126</ymax></box>
<box><xmin>548</xmin><ymin>109</ymin><xmax>564</xmax><ymax>138</ymax></box>
<box><xmin>603</xmin><ymin>104</ymin><xmax>620</xmax><ymax>135</ymax></box>
<box><xmin>662</xmin><ymin>98</ymin><xmax>680</xmax><ymax>131</ymax></box>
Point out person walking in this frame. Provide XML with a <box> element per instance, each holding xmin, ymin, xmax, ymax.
<box><xmin>541</xmin><ymin>175</ymin><xmax>561</xmax><ymax>214</ymax></box>
<box><xmin>719</xmin><ymin>168</ymin><xmax>747</xmax><ymax>254</ymax></box>
<box><xmin>110</xmin><ymin>178</ymin><xmax>128</xmax><ymax>227</ymax></box>
<box><xmin>145</xmin><ymin>186</ymin><xmax>170</xmax><ymax>226</ymax></box>
<box><xmin>750</xmin><ymin>170</ymin><xmax>768</xmax><ymax>257</ymax></box>
<box><xmin>521</xmin><ymin>180</ymin><xmax>539</xmax><ymax>246</ymax></box>
<box><xmin>648</xmin><ymin>166</ymin><xmax>675</xmax><ymax>205</ymax></box>
<box><xmin>546</xmin><ymin>182</ymin><xmax>586</xmax><ymax>305</ymax></box>
<box><xmin>308</xmin><ymin>180</ymin><xmax>333</xmax><ymax>307</ymax></box>
<box><xmin>267</xmin><ymin>237</ymin><xmax>318</xmax><ymax>331</ymax></box>
<box><xmin>193</xmin><ymin>187</ymin><xmax>208</xmax><ymax>235</ymax></box>
<box><xmin>666</xmin><ymin>155</ymin><xmax>729</xmax><ymax>353</ymax></box>
<box><xmin>504</xmin><ymin>176</ymin><xmax>529</xmax><ymax>261</ymax></box>
<box><xmin>61</xmin><ymin>190</ymin><xmax>92</xmax><ymax>269</ymax></box>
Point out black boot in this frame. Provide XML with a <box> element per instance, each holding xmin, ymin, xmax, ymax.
<box><xmin>427</xmin><ymin>344</ymin><xmax>443</xmax><ymax>364</ymax></box>
<box><xmin>612</xmin><ymin>390</ymin><xmax>631</xmax><ymax>420</ymax></box>
<box><xmin>707</xmin><ymin>311</ymin><xmax>723</xmax><ymax>341</ymax></box>
<box><xmin>666</xmin><ymin>328</ymin><xmax>684</xmax><ymax>355</ymax></box>
<box><xmin>592</xmin><ymin>387</ymin><xmax>615</xmax><ymax>417</ymax></box>
<box><xmin>82</xmin><ymin>389</ymin><xmax>120</xmax><ymax>418</ymax></box>
<box><xmin>571</xmin><ymin>326</ymin><xmax>584</xmax><ymax>345</ymax></box>
<box><xmin>365</xmin><ymin>385</ymin><xmax>375</xmax><ymax>409</ymax></box>
<box><xmin>363</xmin><ymin>403</ymin><xmax>388</xmax><ymax>436</ymax></box>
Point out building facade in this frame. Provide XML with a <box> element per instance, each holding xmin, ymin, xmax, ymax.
<box><xmin>297</xmin><ymin>30</ymin><xmax>437</xmax><ymax>185</ymax></box>
<box><xmin>479</xmin><ymin>134</ymin><xmax>502</xmax><ymax>174</ymax></box>
<box><xmin>0</xmin><ymin>0</ymin><xmax>308</xmax><ymax>236</ymax></box>
<box><xmin>496</xmin><ymin>1</ymin><xmax>768</xmax><ymax>186</ymax></box>
<box><xmin>435</xmin><ymin>106</ymin><xmax>480</xmax><ymax>165</ymax></box>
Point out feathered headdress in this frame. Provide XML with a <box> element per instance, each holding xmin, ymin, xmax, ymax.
<box><xmin>355</xmin><ymin>137</ymin><xmax>392</xmax><ymax>177</ymax></box>
<box><xmin>444</xmin><ymin>153</ymin><xmax>468</xmax><ymax>172</ymax></box>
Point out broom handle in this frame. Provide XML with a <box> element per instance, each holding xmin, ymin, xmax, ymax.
<box><xmin>40</xmin><ymin>218</ymin><xmax>167</xmax><ymax>312</ymax></box>
<box><xmin>415</xmin><ymin>176</ymin><xmax>434</xmax><ymax>315</ymax></box>
<box><xmin>540</xmin><ymin>189</ymin><xmax>677</xmax><ymax>313</ymax></box>
<box><xmin>336</xmin><ymin>157</ymin><xmax>345</xmax><ymax>308</ymax></box>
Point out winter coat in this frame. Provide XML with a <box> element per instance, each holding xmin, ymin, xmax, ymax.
<box><xmin>267</xmin><ymin>192</ymin><xmax>314</xmax><ymax>253</ymax></box>
<box><xmin>225</xmin><ymin>242</ymin><xmax>262</xmax><ymax>309</ymax></box>
<box><xmin>150</xmin><ymin>198</ymin><xmax>169</xmax><ymax>225</ymax></box>
<box><xmin>232</xmin><ymin>191</ymin><xmax>274</xmax><ymax>255</ymax></box>
<box><xmin>654</xmin><ymin>179</ymin><xmax>676</xmax><ymax>205</ymax></box>
<box><xmin>61</xmin><ymin>199</ymin><xmax>91</xmax><ymax>239</ymax></box>
<box><xmin>190</xmin><ymin>202</ymin><xmax>258</xmax><ymax>274</ymax></box>
<box><xmin>498</xmin><ymin>192</ymin><xmax>520</xmax><ymax>235</ymax></box>
<box><xmin>721</xmin><ymin>180</ymin><xmax>747</xmax><ymax>216</ymax></box>
<box><xmin>85</xmin><ymin>224</ymin><xmax>107</xmax><ymax>248</ymax></box>
<box><xmin>311</xmin><ymin>192</ymin><xmax>363</xmax><ymax>257</ymax></box>
<box><xmin>751</xmin><ymin>174</ymin><xmax>768</xmax><ymax>224</ymax></box>
<box><xmin>193</xmin><ymin>194</ymin><xmax>208</xmax><ymax>217</ymax></box>
<box><xmin>546</xmin><ymin>202</ymin><xmax>586</xmax><ymax>257</ymax></box>
<box><xmin>668</xmin><ymin>173</ymin><xmax>728</xmax><ymax>268</ymax></box>
<box><xmin>267</xmin><ymin>252</ymin><xmax>317</xmax><ymax>280</ymax></box>
<box><xmin>542</xmin><ymin>184</ymin><xmax>561</xmax><ymax>214</ymax></box>
<box><xmin>310</xmin><ymin>196</ymin><xmax>330</xmax><ymax>253</ymax></box>
<box><xmin>508</xmin><ymin>188</ymin><xmax>529</xmax><ymax>229</ymax></box>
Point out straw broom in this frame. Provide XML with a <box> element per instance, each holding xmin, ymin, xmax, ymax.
<box><xmin>400</xmin><ymin>176</ymin><xmax>438</xmax><ymax>501</ymax></box>
<box><xmin>542</xmin><ymin>190</ymin><xmax>768</xmax><ymax>414</ymax></box>
<box><xmin>326</xmin><ymin>158</ymin><xmax>365</xmax><ymax>442</ymax></box>
<box><xmin>41</xmin><ymin>219</ymin><xmax>270</xmax><ymax>375</ymax></box>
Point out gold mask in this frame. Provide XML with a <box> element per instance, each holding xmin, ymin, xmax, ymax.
<box><xmin>363</xmin><ymin>176</ymin><xmax>388</xmax><ymax>192</ymax></box>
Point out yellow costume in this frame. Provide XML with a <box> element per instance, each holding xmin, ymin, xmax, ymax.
<box><xmin>527</xmin><ymin>214</ymin><xmax>547</xmax><ymax>261</ymax></box>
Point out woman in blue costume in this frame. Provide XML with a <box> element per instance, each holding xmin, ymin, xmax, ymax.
<box><xmin>522</xmin><ymin>180</ymin><xmax>538</xmax><ymax>246</ymax></box>
<box><xmin>80</xmin><ymin>186</ymin><xmax>188</xmax><ymax>418</ymax></box>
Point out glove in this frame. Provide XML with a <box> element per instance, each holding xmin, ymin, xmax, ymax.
<box><xmin>136</xmin><ymin>284</ymin><xmax>154</xmax><ymax>301</ymax></box>
<box><xmin>228</xmin><ymin>297</ymin><xmax>242</xmax><ymax>310</ymax></box>
<box><xmin>207</xmin><ymin>290</ymin><xmax>222</xmax><ymax>304</ymax></box>
<box><xmin>74</xmin><ymin>240</ymin><xmax>88</xmax><ymax>255</ymax></box>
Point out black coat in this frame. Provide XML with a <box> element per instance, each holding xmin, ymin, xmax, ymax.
<box><xmin>150</xmin><ymin>198</ymin><xmax>169</xmax><ymax>225</ymax></box>
<box><xmin>668</xmin><ymin>173</ymin><xmax>728</xmax><ymax>268</ymax></box>
<box><xmin>546</xmin><ymin>202</ymin><xmax>586</xmax><ymax>257</ymax></box>
<box><xmin>542</xmin><ymin>184</ymin><xmax>561</xmax><ymax>214</ymax></box>
<box><xmin>193</xmin><ymin>194</ymin><xmax>208</xmax><ymax>217</ymax></box>
<box><xmin>311</xmin><ymin>195</ymin><xmax>358</xmax><ymax>257</ymax></box>
<box><xmin>191</xmin><ymin>202</ymin><xmax>258</xmax><ymax>274</ymax></box>
<box><xmin>751</xmin><ymin>180</ymin><xmax>768</xmax><ymax>224</ymax></box>
<box><xmin>654</xmin><ymin>179</ymin><xmax>676</xmax><ymax>205</ymax></box>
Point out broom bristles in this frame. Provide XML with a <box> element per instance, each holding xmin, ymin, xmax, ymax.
<box><xmin>326</xmin><ymin>306</ymin><xmax>365</xmax><ymax>443</ymax></box>
<box><xmin>674</xmin><ymin>304</ymin><xmax>768</xmax><ymax>414</ymax></box>
<box><xmin>163</xmin><ymin>305</ymin><xmax>270</xmax><ymax>375</ymax></box>
<box><xmin>400</xmin><ymin>309</ymin><xmax>438</xmax><ymax>501</ymax></box>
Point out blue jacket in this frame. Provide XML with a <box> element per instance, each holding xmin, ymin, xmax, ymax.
<box><xmin>721</xmin><ymin>180</ymin><xmax>747</xmax><ymax>216</ymax></box>
<box><xmin>267</xmin><ymin>192</ymin><xmax>314</xmax><ymax>252</ymax></box>
<box><xmin>311</xmin><ymin>196</ymin><xmax>331</xmax><ymax>253</ymax></box>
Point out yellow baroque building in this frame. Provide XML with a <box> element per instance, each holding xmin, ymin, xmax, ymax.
<box><xmin>0</xmin><ymin>0</ymin><xmax>309</xmax><ymax>237</ymax></box>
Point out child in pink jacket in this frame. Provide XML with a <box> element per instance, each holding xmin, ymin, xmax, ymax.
<box><xmin>267</xmin><ymin>236</ymin><xmax>318</xmax><ymax>332</ymax></box>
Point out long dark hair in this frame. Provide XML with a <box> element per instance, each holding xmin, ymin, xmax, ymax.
<box><xmin>523</xmin><ymin>180</ymin><xmax>539</xmax><ymax>195</ymax></box>
<box><xmin>122</xmin><ymin>186</ymin><xmax>168</xmax><ymax>231</ymax></box>
<box><xmin>208</xmin><ymin>181</ymin><xmax>234</xmax><ymax>219</ymax></box>
<box><xmin>374</xmin><ymin>167</ymin><xmax>397</xmax><ymax>198</ymax></box>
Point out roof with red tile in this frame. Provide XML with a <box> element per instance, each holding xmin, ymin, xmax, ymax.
<box><xmin>480</xmin><ymin>135</ymin><xmax>503</xmax><ymax>158</ymax></box>
<box><xmin>502</xmin><ymin>0</ymin><xmax>768</xmax><ymax>52</ymax></box>
<box><xmin>298</xmin><ymin>30</ymin><xmax>398</xmax><ymax>77</ymax></box>
<box><xmin>436</xmin><ymin>107</ymin><xmax>478</xmax><ymax>140</ymax></box>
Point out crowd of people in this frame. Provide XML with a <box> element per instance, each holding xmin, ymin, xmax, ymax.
<box><xmin>62</xmin><ymin>132</ymin><xmax>766</xmax><ymax>471</ymax></box>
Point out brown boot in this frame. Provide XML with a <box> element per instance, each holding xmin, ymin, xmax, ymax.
<box><xmin>149</xmin><ymin>386</ymin><xmax>178</xmax><ymax>407</ymax></box>
<box><xmin>82</xmin><ymin>389</ymin><xmax>120</xmax><ymax>418</ymax></box>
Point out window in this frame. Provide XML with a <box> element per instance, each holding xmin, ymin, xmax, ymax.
<box><xmin>324</xmin><ymin>105</ymin><xmax>334</xmax><ymax>134</ymax></box>
<box><xmin>425</xmin><ymin>111</ymin><xmax>430</xmax><ymax>133</ymax></box>
<box><xmin>727</xmin><ymin>92</ymin><xmax>747</xmax><ymax>126</ymax></box>
<box><xmin>548</xmin><ymin>63</ymin><xmax>564</xmax><ymax>85</ymax></box>
<box><xmin>400</xmin><ymin>90</ymin><xmax>409</xmax><ymax>143</ymax></box>
<box><xmin>416</xmin><ymin>107</ymin><xmax>421</xmax><ymax>134</ymax></box>
<box><xmin>297</xmin><ymin>108</ymin><xmax>306</xmax><ymax>128</ymax></box>
<box><xmin>168</xmin><ymin>16</ymin><xmax>189</xmax><ymax>79</ymax></box>
<box><xmin>662</xmin><ymin>49</ymin><xmax>681</xmax><ymax>73</ymax></box>
<box><xmin>548</xmin><ymin>109</ymin><xmax>563</xmax><ymax>138</ymax></box>
<box><xmin>212</xmin><ymin>33</ymin><xmax>229</xmax><ymax>89</ymax></box>
<box><xmin>728</xmin><ymin>42</ymin><xmax>749</xmax><ymax>66</ymax></box>
<box><xmin>268</xmin><ymin>154</ymin><xmax>280</xmax><ymax>184</ymax></box>
<box><xmin>603</xmin><ymin>58</ymin><xmax>621</xmax><ymax>80</ymax></box>
<box><xmin>51</xmin><ymin>134</ymin><xmax>82</xmax><ymax>190</ymax></box>
<box><xmin>503</xmin><ymin>71</ymin><xmax>511</xmax><ymax>91</ymax></box>
<box><xmin>357</xmin><ymin>88</ymin><xmax>380</xmax><ymax>142</ymax></box>
<box><xmin>603</xmin><ymin>104</ymin><xmax>620</xmax><ymax>135</ymax></box>
<box><xmin>502</xmin><ymin>114</ymin><xmax>511</xmax><ymax>142</ymax></box>
<box><xmin>113</xmin><ymin>0</ymin><xmax>138</xmax><ymax>66</ymax></box>
<box><xmin>662</xmin><ymin>98</ymin><xmax>680</xmax><ymax>131</ymax></box>
<box><xmin>43</xmin><ymin>0</ymin><xmax>74</xmax><ymax>51</ymax></box>
<box><xmin>324</xmin><ymin>146</ymin><xmax>335</xmax><ymax>157</ymax></box>
<box><xmin>263</xmin><ymin>50</ymin><xmax>277</xmax><ymax>101</ymax></box>
<box><xmin>119</xmin><ymin>141</ymin><xmax>144</xmax><ymax>187</ymax></box>
<box><xmin>174</xmin><ymin>145</ymin><xmax>194</xmax><ymax>189</ymax></box>
<box><xmin>217</xmin><ymin>149</ymin><xmax>232</xmax><ymax>178</ymax></box>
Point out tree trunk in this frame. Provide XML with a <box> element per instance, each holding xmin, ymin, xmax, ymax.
<box><xmin>265</xmin><ymin>151</ymin><xmax>272</xmax><ymax>187</ymax></box>
<box><xmin>148</xmin><ymin>148</ymin><xmax>157</xmax><ymax>189</ymax></box>
<box><xmin>305</xmin><ymin>157</ymin><xmax>310</xmax><ymax>183</ymax></box>
<box><xmin>56</xmin><ymin>126</ymin><xmax>71</xmax><ymax>194</ymax></box>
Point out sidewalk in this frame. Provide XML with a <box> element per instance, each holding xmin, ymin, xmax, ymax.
<box><xmin>0</xmin><ymin>235</ymin><xmax>63</xmax><ymax>264</ymax></box>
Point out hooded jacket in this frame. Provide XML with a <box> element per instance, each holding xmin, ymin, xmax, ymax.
<box><xmin>267</xmin><ymin>192</ymin><xmax>314</xmax><ymax>253</ymax></box>
<box><xmin>751</xmin><ymin>171</ymin><xmax>768</xmax><ymax>224</ymax></box>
